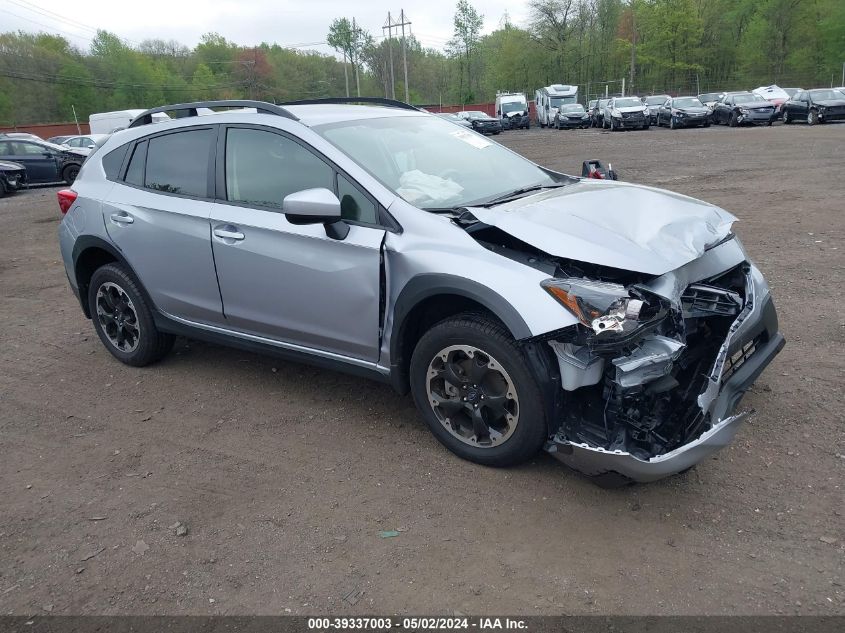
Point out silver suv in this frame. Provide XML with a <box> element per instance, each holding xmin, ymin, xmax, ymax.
<box><xmin>58</xmin><ymin>99</ymin><xmax>784</xmax><ymax>485</ymax></box>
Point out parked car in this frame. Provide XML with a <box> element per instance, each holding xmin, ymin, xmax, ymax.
<box><xmin>752</xmin><ymin>85</ymin><xmax>791</xmax><ymax>118</ymax></box>
<box><xmin>0</xmin><ymin>160</ymin><xmax>27</xmax><ymax>197</ymax></box>
<box><xmin>602</xmin><ymin>97</ymin><xmax>650</xmax><ymax>130</ymax></box>
<box><xmin>57</xmin><ymin>98</ymin><xmax>784</xmax><ymax>485</ymax></box>
<box><xmin>61</xmin><ymin>134</ymin><xmax>110</xmax><ymax>155</ymax></box>
<box><xmin>1</xmin><ymin>132</ymin><xmax>44</xmax><ymax>142</ymax></box>
<box><xmin>47</xmin><ymin>135</ymin><xmax>75</xmax><ymax>145</ymax></box>
<box><xmin>698</xmin><ymin>92</ymin><xmax>725</xmax><ymax>109</ymax></box>
<box><xmin>0</xmin><ymin>138</ymin><xmax>86</xmax><ymax>184</ymax></box>
<box><xmin>435</xmin><ymin>113</ymin><xmax>472</xmax><ymax>128</ymax></box>
<box><xmin>642</xmin><ymin>95</ymin><xmax>670</xmax><ymax>125</ymax></box>
<box><xmin>656</xmin><ymin>96</ymin><xmax>711</xmax><ymax>129</ymax></box>
<box><xmin>711</xmin><ymin>92</ymin><xmax>776</xmax><ymax>126</ymax></box>
<box><xmin>782</xmin><ymin>89</ymin><xmax>845</xmax><ymax>125</ymax></box>
<box><xmin>590</xmin><ymin>98</ymin><xmax>609</xmax><ymax>127</ymax></box>
<box><xmin>553</xmin><ymin>104</ymin><xmax>590</xmax><ymax>129</ymax></box>
<box><xmin>455</xmin><ymin>110</ymin><xmax>502</xmax><ymax>135</ymax></box>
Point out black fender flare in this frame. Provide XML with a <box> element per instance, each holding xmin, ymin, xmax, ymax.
<box><xmin>71</xmin><ymin>235</ymin><xmax>153</xmax><ymax>318</ymax></box>
<box><xmin>388</xmin><ymin>274</ymin><xmax>534</xmax><ymax>393</ymax></box>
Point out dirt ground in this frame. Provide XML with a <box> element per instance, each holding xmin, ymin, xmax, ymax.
<box><xmin>0</xmin><ymin>122</ymin><xmax>843</xmax><ymax>617</ymax></box>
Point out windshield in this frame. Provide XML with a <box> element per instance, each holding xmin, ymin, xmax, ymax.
<box><xmin>613</xmin><ymin>98</ymin><xmax>642</xmax><ymax>108</ymax></box>
<box><xmin>699</xmin><ymin>93</ymin><xmax>721</xmax><ymax>102</ymax></box>
<box><xmin>561</xmin><ymin>104</ymin><xmax>585</xmax><ymax>113</ymax></box>
<box><xmin>549</xmin><ymin>96</ymin><xmax>575</xmax><ymax>108</ymax></box>
<box><xmin>597</xmin><ymin>99</ymin><xmax>609</xmax><ymax>108</ymax></box>
<box><xmin>733</xmin><ymin>94</ymin><xmax>759</xmax><ymax>104</ymax></box>
<box><xmin>465</xmin><ymin>111</ymin><xmax>488</xmax><ymax>119</ymax></box>
<box><xmin>783</xmin><ymin>88</ymin><xmax>800</xmax><ymax>98</ymax></box>
<box><xmin>501</xmin><ymin>101</ymin><xmax>526</xmax><ymax>114</ymax></box>
<box><xmin>809</xmin><ymin>89</ymin><xmax>842</xmax><ymax>101</ymax></box>
<box><xmin>645</xmin><ymin>96</ymin><xmax>667</xmax><ymax>105</ymax></box>
<box><xmin>315</xmin><ymin>115</ymin><xmax>561</xmax><ymax>209</ymax></box>
<box><xmin>674</xmin><ymin>97</ymin><xmax>703</xmax><ymax>108</ymax></box>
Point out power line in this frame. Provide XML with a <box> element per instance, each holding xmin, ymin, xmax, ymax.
<box><xmin>4</xmin><ymin>0</ymin><xmax>142</xmax><ymax>46</ymax></box>
<box><xmin>0</xmin><ymin>68</ymin><xmax>247</xmax><ymax>91</ymax></box>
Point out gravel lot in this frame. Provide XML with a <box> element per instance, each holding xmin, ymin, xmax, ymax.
<box><xmin>0</xmin><ymin>122</ymin><xmax>843</xmax><ymax>616</ymax></box>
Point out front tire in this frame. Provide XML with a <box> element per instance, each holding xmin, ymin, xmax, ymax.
<box><xmin>409</xmin><ymin>314</ymin><xmax>547</xmax><ymax>467</ymax></box>
<box><xmin>88</xmin><ymin>263</ymin><xmax>174</xmax><ymax>367</ymax></box>
<box><xmin>808</xmin><ymin>110</ymin><xmax>819</xmax><ymax>126</ymax></box>
<box><xmin>62</xmin><ymin>164</ymin><xmax>80</xmax><ymax>184</ymax></box>
<box><xmin>729</xmin><ymin>112</ymin><xmax>738</xmax><ymax>127</ymax></box>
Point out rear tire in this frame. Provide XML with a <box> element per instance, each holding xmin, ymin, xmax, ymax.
<box><xmin>409</xmin><ymin>314</ymin><xmax>547</xmax><ymax>467</ymax></box>
<box><xmin>88</xmin><ymin>263</ymin><xmax>174</xmax><ymax>367</ymax></box>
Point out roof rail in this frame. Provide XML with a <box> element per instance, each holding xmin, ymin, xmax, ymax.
<box><xmin>128</xmin><ymin>100</ymin><xmax>298</xmax><ymax>128</ymax></box>
<box><xmin>277</xmin><ymin>97</ymin><xmax>421</xmax><ymax>112</ymax></box>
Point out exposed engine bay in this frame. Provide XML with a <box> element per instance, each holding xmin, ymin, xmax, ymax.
<box><xmin>460</xmin><ymin>217</ymin><xmax>766</xmax><ymax>463</ymax></box>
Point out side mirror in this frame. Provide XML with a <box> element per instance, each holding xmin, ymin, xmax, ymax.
<box><xmin>283</xmin><ymin>188</ymin><xmax>349</xmax><ymax>240</ymax></box>
<box><xmin>87</xmin><ymin>144</ymin><xmax>95</xmax><ymax>149</ymax></box>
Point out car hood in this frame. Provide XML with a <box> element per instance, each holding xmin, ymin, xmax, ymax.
<box><xmin>467</xmin><ymin>180</ymin><xmax>736</xmax><ymax>276</ymax></box>
<box><xmin>815</xmin><ymin>99</ymin><xmax>845</xmax><ymax>107</ymax></box>
<box><xmin>738</xmin><ymin>100</ymin><xmax>773</xmax><ymax>109</ymax></box>
<box><xmin>676</xmin><ymin>106</ymin><xmax>709</xmax><ymax>115</ymax></box>
<box><xmin>504</xmin><ymin>110</ymin><xmax>527</xmax><ymax>117</ymax></box>
<box><xmin>0</xmin><ymin>160</ymin><xmax>26</xmax><ymax>170</ymax></box>
<box><xmin>614</xmin><ymin>106</ymin><xmax>646</xmax><ymax>113</ymax></box>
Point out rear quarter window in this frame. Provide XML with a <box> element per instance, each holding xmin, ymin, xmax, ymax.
<box><xmin>102</xmin><ymin>144</ymin><xmax>129</xmax><ymax>181</ymax></box>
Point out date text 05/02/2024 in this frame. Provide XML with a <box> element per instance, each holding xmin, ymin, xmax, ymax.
<box><xmin>307</xmin><ymin>617</ymin><xmax>528</xmax><ymax>630</ymax></box>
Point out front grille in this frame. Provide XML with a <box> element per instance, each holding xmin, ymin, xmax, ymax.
<box><xmin>682</xmin><ymin>283</ymin><xmax>743</xmax><ymax>318</ymax></box>
<box><xmin>721</xmin><ymin>336</ymin><xmax>762</xmax><ymax>381</ymax></box>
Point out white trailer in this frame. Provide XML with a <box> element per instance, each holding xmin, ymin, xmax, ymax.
<box><xmin>89</xmin><ymin>109</ymin><xmax>169</xmax><ymax>134</ymax></box>
<box><xmin>534</xmin><ymin>84</ymin><xmax>579</xmax><ymax>128</ymax></box>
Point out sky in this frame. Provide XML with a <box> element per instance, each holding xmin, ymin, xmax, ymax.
<box><xmin>2</xmin><ymin>0</ymin><xmax>530</xmax><ymax>55</ymax></box>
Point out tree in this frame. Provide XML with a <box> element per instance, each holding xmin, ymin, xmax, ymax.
<box><xmin>448</xmin><ymin>0</ymin><xmax>484</xmax><ymax>103</ymax></box>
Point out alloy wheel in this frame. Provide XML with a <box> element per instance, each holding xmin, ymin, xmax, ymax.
<box><xmin>425</xmin><ymin>345</ymin><xmax>519</xmax><ymax>448</ymax></box>
<box><xmin>95</xmin><ymin>281</ymin><xmax>141</xmax><ymax>353</ymax></box>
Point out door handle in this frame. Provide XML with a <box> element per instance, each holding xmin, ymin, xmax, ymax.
<box><xmin>213</xmin><ymin>226</ymin><xmax>245</xmax><ymax>241</ymax></box>
<box><xmin>110</xmin><ymin>212</ymin><xmax>134</xmax><ymax>225</ymax></box>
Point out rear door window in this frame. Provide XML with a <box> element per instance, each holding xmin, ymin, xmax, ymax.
<box><xmin>144</xmin><ymin>129</ymin><xmax>214</xmax><ymax>197</ymax></box>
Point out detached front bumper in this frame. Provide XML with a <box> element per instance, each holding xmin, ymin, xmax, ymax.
<box><xmin>545</xmin><ymin>267</ymin><xmax>785</xmax><ymax>484</ymax></box>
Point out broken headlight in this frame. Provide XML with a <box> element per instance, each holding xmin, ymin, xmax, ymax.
<box><xmin>541</xmin><ymin>278</ymin><xmax>645</xmax><ymax>336</ymax></box>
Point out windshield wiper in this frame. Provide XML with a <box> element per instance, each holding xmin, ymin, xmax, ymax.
<box><xmin>479</xmin><ymin>183</ymin><xmax>567</xmax><ymax>207</ymax></box>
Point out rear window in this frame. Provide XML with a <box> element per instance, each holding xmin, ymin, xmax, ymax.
<box><xmin>144</xmin><ymin>129</ymin><xmax>214</xmax><ymax>197</ymax></box>
<box><xmin>102</xmin><ymin>144</ymin><xmax>129</xmax><ymax>181</ymax></box>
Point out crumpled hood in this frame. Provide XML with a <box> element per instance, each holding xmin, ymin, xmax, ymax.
<box><xmin>815</xmin><ymin>99</ymin><xmax>845</xmax><ymax>107</ymax></box>
<box><xmin>615</xmin><ymin>106</ymin><xmax>646</xmax><ymax>114</ymax></box>
<box><xmin>468</xmin><ymin>180</ymin><xmax>737</xmax><ymax>275</ymax></box>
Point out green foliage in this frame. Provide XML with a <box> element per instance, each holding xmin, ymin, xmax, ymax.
<box><xmin>1</xmin><ymin>0</ymin><xmax>843</xmax><ymax>125</ymax></box>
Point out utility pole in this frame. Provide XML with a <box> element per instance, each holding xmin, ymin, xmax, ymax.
<box><xmin>629</xmin><ymin>6</ymin><xmax>636</xmax><ymax>96</ymax></box>
<box><xmin>396</xmin><ymin>9</ymin><xmax>412</xmax><ymax>104</ymax></box>
<box><xmin>383</xmin><ymin>12</ymin><xmax>396</xmax><ymax>100</ymax></box>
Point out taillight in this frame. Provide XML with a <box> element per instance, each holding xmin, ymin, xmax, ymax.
<box><xmin>57</xmin><ymin>189</ymin><xmax>77</xmax><ymax>215</ymax></box>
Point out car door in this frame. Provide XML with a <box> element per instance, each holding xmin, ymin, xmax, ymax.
<box><xmin>795</xmin><ymin>92</ymin><xmax>809</xmax><ymax>118</ymax></box>
<box><xmin>659</xmin><ymin>98</ymin><xmax>671</xmax><ymax>125</ymax></box>
<box><xmin>1</xmin><ymin>141</ymin><xmax>59</xmax><ymax>182</ymax></box>
<box><xmin>102</xmin><ymin>126</ymin><xmax>223</xmax><ymax>324</ymax></box>
<box><xmin>209</xmin><ymin>125</ymin><xmax>385</xmax><ymax>363</ymax></box>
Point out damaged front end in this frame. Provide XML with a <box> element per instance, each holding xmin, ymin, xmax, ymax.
<box><xmin>539</xmin><ymin>249</ymin><xmax>785</xmax><ymax>484</ymax></box>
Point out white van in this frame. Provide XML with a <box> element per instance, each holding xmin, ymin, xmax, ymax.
<box><xmin>89</xmin><ymin>109</ymin><xmax>170</xmax><ymax>134</ymax></box>
<box><xmin>534</xmin><ymin>84</ymin><xmax>579</xmax><ymax>127</ymax></box>
<box><xmin>494</xmin><ymin>92</ymin><xmax>530</xmax><ymax>130</ymax></box>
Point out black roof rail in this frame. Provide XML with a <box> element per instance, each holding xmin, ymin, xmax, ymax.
<box><xmin>128</xmin><ymin>100</ymin><xmax>298</xmax><ymax>128</ymax></box>
<box><xmin>277</xmin><ymin>97</ymin><xmax>421</xmax><ymax>112</ymax></box>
